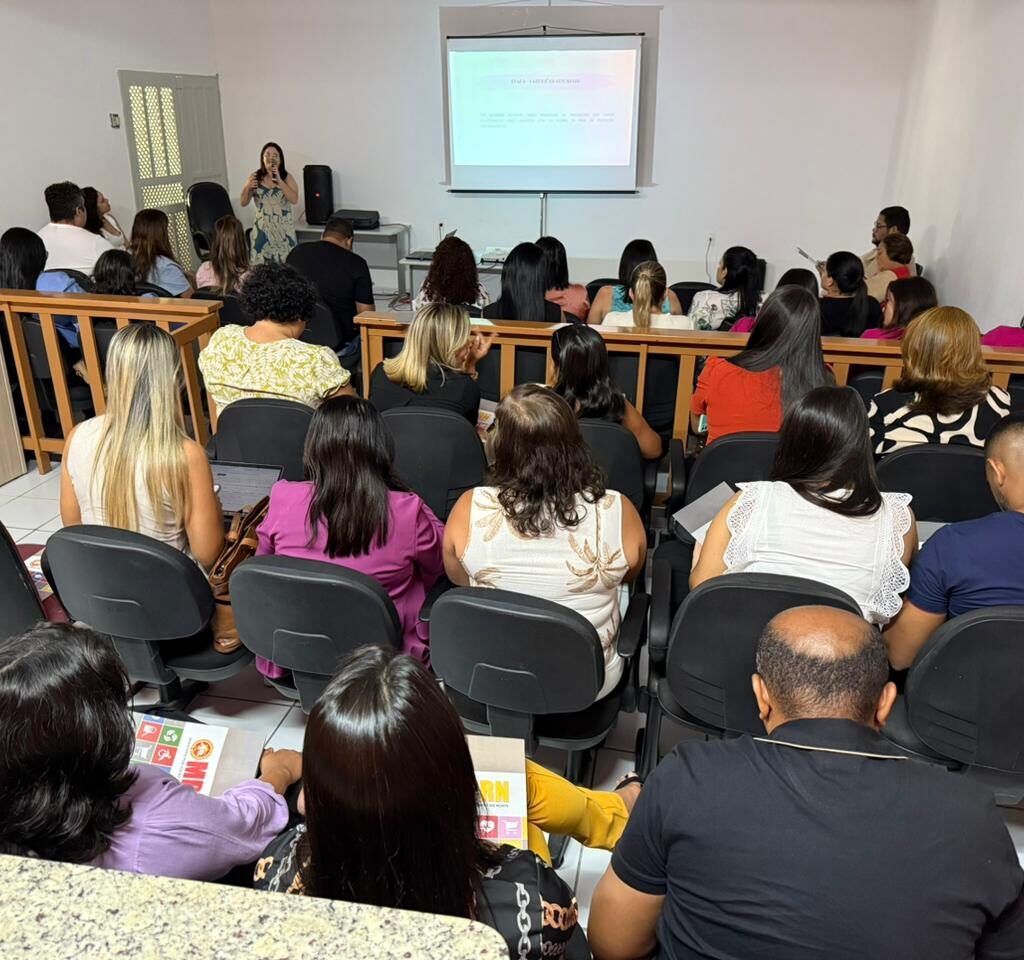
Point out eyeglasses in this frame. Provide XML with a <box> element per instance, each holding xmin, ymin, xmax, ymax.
<box><xmin>873</xmin><ymin>221</ymin><xmax>888</xmax><ymax>230</ymax></box>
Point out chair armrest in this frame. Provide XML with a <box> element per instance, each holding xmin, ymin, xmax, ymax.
<box><xmin>667</xmin><ymin>438</ymin><xmax>688</xmax><ymax>514</ymax></box>
<box><xmin>648</xmin><ymin>558</ymin><xmax>673</xmax><ymax>667</ymax></box>
<box><xmin>418</xmin><ymin>575</ymin><xmax>454</xmax><ymax>624</ymax></box>
<box><xmin>616</xmin><ymin>591</ymin><xmax>649</xmax><ymax>659</ymax></box>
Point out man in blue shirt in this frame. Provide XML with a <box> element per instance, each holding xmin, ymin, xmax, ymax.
<box><xmin>885</xmin><ymin>415</ymin><xmax>1024</xmax><ymax>669</ymax></box>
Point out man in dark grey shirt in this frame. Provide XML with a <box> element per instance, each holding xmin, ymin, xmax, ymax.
<box><xmin>589</xmin><ymin>606</ymin><xmax>1024</xmax><ymax>960</ymax></box>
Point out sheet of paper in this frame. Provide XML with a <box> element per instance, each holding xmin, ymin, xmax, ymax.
<box><xmin>670</xmin><ymin>481</ymin><xmax>736</xmax><ymax>544</ymax></box>
<box><xmin>476</xmin><ymin>397</ymin><xmax>498</xmax><ymax>433</ymax></box>
<box><xmin>131</xmin><ymin>716</ymin><xmax>230</xmax><ymax>796</ymax></box>
<box><xmin>468</xmin><ymin>735</ymin><xmax>528</xmax><ymax>850</ymax></box>
<box><xmin>22</xmin><ymin>550</ymin><xmax>52</xmax><ymax>599</ymax></box>
<box><xmin>917</xmin><ymin>521</ymin><xmax>946</xmax><ymax>545</ymax></box>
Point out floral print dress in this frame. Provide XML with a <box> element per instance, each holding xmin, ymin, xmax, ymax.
<box><xmin>250</xmin><ymin>186</ymin><xmax>297</xmax><ymax>264</ymax></box>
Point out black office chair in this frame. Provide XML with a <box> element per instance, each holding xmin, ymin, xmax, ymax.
<box><xmin>20</xmin><ymin>315</ymin><xmax>93</xmax><ymax>430</ymax></box>
<box><xmin>191</xmin><ymin>289</ymin><xmax>253</xmax><ymax>326</ymax></box>
<box><xmin>877</xmin><ymin>445</ymin><xmax>997</xmax><ymax>522</ymax></box>
<box><xmin>579</xmin><ymin>418</ymin><xmax>656</xmax><ymax>521</ymax></box>
<box><xmin>187</xmin><ymin>181</ymin><xmax>233</xmax><ymax>259</ymax></box>
<box><xmin>300</xmin><ymin>303</ymin><xmax>342</xmax><ymax>352</ymax></box>
<box><xmin>848</xmin><ymin>370</ymin><xmax>884</xmax><ymax>409</ymax></box>
<box><xmin>431</xmin><ymin>586</ymin><xmax>648</xmax><ymax>782</ymax></box>
<box><xmin>136</xmin><ymin>282</ymin><xmax>175</xmax><ymax>298</ymax></box>
<box><xmin>45</xmin><ymin>526</ymin><xmax>252</xmax><ymax>710</ymax></box>
<box><xmin>232</xmin><ymin>556</ymin><xmax>402</xmax><ymax>713</ymax></box>
<box><xmin>0</xmin><ymin>522</ymin><xmax>45</xmax><ymax>638</ymax></box>
<box><xmin>210</xmin><ymin>398</ymin><xmax>312</xmax><ymax>481</ymax></box>
<box><xmin>40</xmin><ymin>268</ymin><xmax>94</xmax><ymax>292</ymax></box>
<box><xmin>585</xmin><ymin>277</ymin><xmax>620</xmax><ymax>305</ymax></box>
<box><xmin>668</xmin><ymin>431</ymin><xmax>779</xmax><ymax>514</ymax></box>
<box><xmin>382</xmin><ymin>407</ymin><xmax>487</xmax><ymax>521</ymax></box>
<box><xmin>669</xmin><ymin>281</ymin><xmax>716</xmax><ymax>314</ymax></box>
<box><xmin>882</xmin><ymin>607</ymin><xmax>1024</xmax><ymax>806</ymax></box>
<box><xmin>640</xmin><ymin>571</ymin><xmax>862</xmax><ymax>775</ymax></box>
<box><xmin>1009</xmin><ymin>375</ymin><xmax>1024</xmax><ymax>413</ymax></box>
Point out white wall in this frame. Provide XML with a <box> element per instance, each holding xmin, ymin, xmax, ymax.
<box><xmin>885</xmin><ymin>0</ymin><xmax>1024</xmax><ymax>330</ymax></box>
<box><xmin>0</xmin><ymin>0</ymin><xmax>217</xmax><ymax>232</ymax></box>
<box><xmin>208</xmin><ymin>0</ymin><xmax>915</xmax><ymax>286</ymax></box>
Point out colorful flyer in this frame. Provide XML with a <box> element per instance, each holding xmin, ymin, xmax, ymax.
<box><xmin>469</xmin><ymin>736</ymin><xmax>528</xmax><ymax>850</ymax></box>
<box><xmin>130</xmin><ymin>715</ymin><xmax>230</xmax><ymax>796</ymax></box>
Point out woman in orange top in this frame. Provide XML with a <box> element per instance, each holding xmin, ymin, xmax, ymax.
<box><xmin>691</xmin><ymin>285</ymin><xmax>833</xmax><ymax>444</ymax></box>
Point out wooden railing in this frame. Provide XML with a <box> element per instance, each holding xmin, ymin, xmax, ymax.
<box><xmin>358</xmin><ymin>312</ymin><xmax>1024</xmax><ymax>441</ymax></box>
<box><xmin>0</xmin><ymin>290</ymin><xmax>221</xmax><ymax>474</ymax></box>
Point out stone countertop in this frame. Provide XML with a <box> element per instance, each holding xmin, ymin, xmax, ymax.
<box><xmin>0</xmin><ymin>854</ymin><xmax>509</xmax><ymax>959</ymax></box>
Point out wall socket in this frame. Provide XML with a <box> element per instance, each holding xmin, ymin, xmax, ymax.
<box><xmin>109</xmin><ymin>113</ymin><xmax>121</xmax><ymax>129</ymax></box>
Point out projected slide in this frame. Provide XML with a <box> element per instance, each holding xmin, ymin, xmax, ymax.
<box><xmin>446</xmin><ymin>36</ymin><xmax>643</xmax><ymax>192</ymax></box>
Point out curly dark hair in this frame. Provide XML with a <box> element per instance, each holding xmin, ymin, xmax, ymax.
<box><xmin>488</xmin><ymin>384</ymin><xmax>606</xmax><ymax>538</ymax></box>
<box><xmin>421</xmin><ymin>236</ymin><xmax>480</xmax><ymax>307</ymax></box>
<box><xmin>240</xmin><ymin>262</ymin><xmax>318</xmax><ymax>324</ymax></box>
<box><xmin>0</xmin><ymin>622</ymin><xmax>138</xmax><ymax>863</ymax></box>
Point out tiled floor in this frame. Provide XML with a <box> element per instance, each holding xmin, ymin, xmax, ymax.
<box><xmin>5</xmin><ymin>460</ymin><xmax>1024</xmax><ymax>923</ymax></box>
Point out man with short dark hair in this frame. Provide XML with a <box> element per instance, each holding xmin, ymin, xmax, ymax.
<box><xmin>863</xmin><ymin>204</ymin><xmax>913</xmax><ymax>279</ymax></box>
<box><xmin>36</xmin><ymin>180</ymin><xmax>111</xmax><ymax>272</ymax></box>
<box><xmin>588</xmin><ymin>606</ymin><xmax>1024</xmax><ymax>960</ymax></box>
<box><xmin>286</xmin><ymin>216</ymin><xmax>374</xmax><ymax>351</ymax></box>
<box><xmin>886</xmin><ymin>415</ymin><xmax>1024</xmax><ymax>669</ymax></box>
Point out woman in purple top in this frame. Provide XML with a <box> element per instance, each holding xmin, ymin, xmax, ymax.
<box><xmin>0</xmin><ymin>622</ymin><xmax>300</xmax><ymax>880</ymax></box>
<box><xmin>256</xmin><ymin>396</ymin><xmax>445</xmax><ymax>671</ymax></box>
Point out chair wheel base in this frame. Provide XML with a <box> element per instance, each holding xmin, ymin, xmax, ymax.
<box><xmin>131</xmin><ymin>679</ymin><xmax>208</xmax><ymax>717</ymax></box>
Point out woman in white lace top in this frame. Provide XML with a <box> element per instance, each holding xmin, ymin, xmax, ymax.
<box><xmin>692</xmin><ymin>386</ymin><xmax>918</xmax><ymax>624</ymax></box>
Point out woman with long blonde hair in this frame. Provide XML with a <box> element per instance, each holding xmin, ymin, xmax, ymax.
<box><xmin>600</xmin><ymin>261</ymin><xmax>690</xmax><ymax>330</ymax></box>
<box><xmin>60</xmin><ymin>324</ymin><xmax>224</xmax><ymax>569</ymax></box>
<box><xmin>368</xmin><ymin>302</ymin><xmax>491</xmax><ymax>424</ymax></box>
<box><xmin>196</xmin><ymin>215</ymin><xmax>250</xmax><ymax>294</ymax></box>
<box><xmin>868</xmin><ymin>306</ymin><xmax>1010</xmax><ymax>454</ymax></box>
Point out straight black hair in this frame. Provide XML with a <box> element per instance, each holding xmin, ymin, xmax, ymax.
<box><xmin>771</xmin><ymin>385</ymin><xmax>883</xmax><ymax>517</ymax></box>
<box><xmin>887</xmin><ymin>276</ymin><xmax>937</xmax><ymax>329</ymax></box>
<box><xmin>300</xmin><ymin>645</ymin><xmax>503</xmax><ymax>915</ymax></box>
<box><xmin>719</xmin><ymin>246</ymin><xmax>760</xmax><ymax>319</ymax></box>
<box><xmin>92</xmin><ymin>249</ymin><xmax>138</xmax><ymax>296</ymax></box>
<box><xmin>617</xmin><ymin>238</ymin><xmax>658</xmax><ymax>305</ymax></box>
<box><xmin>537</xmin><ymin>235</ymin><xmax>570</xmax><ymax>291</ymax></box>
<box><xmin>0</xmin><ymin>622</ymin><xmax>137</xmax><ymax>862</ymax></box>
<box><xmin>0</xmin><ymin>227</ymin><xmax>47</xmax><ymax>288</ymax></box>
<box><xmin>551</xmin><ymin>324</ymin><xmax>626</xmax><ymax>423</ymax></box>
<box><xmin>776</xmin><ymin>268</ymin><xmax>819</xmax><ymax>296</ymax></box>
<box><xmin>82</xmin><ymin>187</ymin><xmax>105</xmax><ymax>235</ymax></box>
<box><xmin>303</xmin><ymin>396</ymin><xmax>408</xmax><ymax>558</ymax></box>
<box><xmin>256</xmin><ymin>141</ymin><xmax>289</xmax><ymax>181</ymax></box>
<box><xmin>497</xmin><ymin>242</ymin><xmax>548</xmax><ymax>321</ymax></box>
<box><xmin>825</xmin><ymin>251</ymin><xmax>873</xmax><ymax>336</ymax></box>
<box><xmin>731</xmin><ymin>286</ymin><xmax>833</xmax><ymax>410</ymax></box>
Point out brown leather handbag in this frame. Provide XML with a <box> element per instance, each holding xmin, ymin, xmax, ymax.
<box><xmin>208</xmin><ymin>497</ymin><xmax>270</xmax><ymax>653</ymax></box>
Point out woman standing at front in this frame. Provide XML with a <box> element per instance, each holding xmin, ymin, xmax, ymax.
<box><xmin>241</xmin><ymin>142</ymin><xmax>298</xmax><ymax>265</ymax></box>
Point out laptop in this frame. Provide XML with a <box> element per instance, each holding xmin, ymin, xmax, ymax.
<box><xmin>210</xmin><ymin>461</ymin><xmax>283</xmax><ymax>516</ymax></box>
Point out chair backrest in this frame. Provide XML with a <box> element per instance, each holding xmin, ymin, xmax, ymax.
<box><xmin>669</xmin><ymin>281</ymin><xmax>716</xmax><ymax>314</ymax></box>
<box><xmin>212</xmin><ymin>398</ymin><xmax>313</xmax><ymax>482</ymax></box>
<box><xmin>187</xmin><ymin>181</ymin><xmax>233</xmax><ymax>256</ymax></box>
<box><xmin>300</xmin><ymin>303</ymin><xmax>341</xmax><ymax>352</ymax></box>
<box><xmin>848</xmin><ymin>370</ymin><xmax>883</xmax><ymax>410</ymax></box>
<box><xmin>585</xmin><ymin>277</ymin><xmax>619</xmax><ymax>305</ymax></box>
<box><xmin>685</xmin><ymin>432</ymin><xmax>779</xmax><ymax>505</ymax></box>
<box><xmin>136</xmin><ymin>282</ymin><xmax>174</xmax><ymax>298</ymax></box>
<box><xmin>876</xmin><ymin>445</ymin><xmax>998</xmax><ymax>522</ymax></box>
<box><xmin>1008</xmin><ymin>374</ymin><xmax>1024</xmax><ymax>414</ymax></box>
<box><xmin>579</xmin><ymin>418</ymin><xmax>646</xmax><ymax>513</ymax></box>
<box><xmin>431</xmin><ymin>587</ymin><xmax>604</xmax><ymax>742</ymax></box>
<box><xmin>45</xmin><ymin>525</ymin><xmax>214</xmax><ymax>685</ymax></box>
<box><xmin>0</xmin><ymin>522</ymin><xmax>44</xmax><ymax>639</ymax></box>
<box><xmin>666</xmin><ymin>573</ymin><xmax>862</xmax><ymax>735</ymax></box>
<box><xmin>905</xmin><ymin>607</ymin><xmax>1024</xmax><ymax>773</ymax></box>
<box><xmin>41</xmin><ymin>268</ymin><xmax>94</xmax><ymax>292</ymax></box>
<box><xmin>382</xmin><ymin>407</ymin><xmax>487</xmax><ymax>520</ymax></box>
<box><xmin>232</xmin><ymin>556</ymin><xmax>402</xmax><ymax>713</ymax></box>
<box><xmin>192</xmin><ymin>289</ymin><xmax>253</xmax><ymax>326</ymax></box>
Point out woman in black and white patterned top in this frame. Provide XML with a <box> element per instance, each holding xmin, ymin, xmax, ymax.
<box><xmin>868</xmin><ymin>306</ymin><xmax>1010</xmax><ymax>455</ymax></box>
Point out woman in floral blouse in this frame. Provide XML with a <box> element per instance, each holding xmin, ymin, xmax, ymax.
<box><xmin>442</xmin><ymin>384</ymin><xmax>647</xmax><ymax>701</ymax></box>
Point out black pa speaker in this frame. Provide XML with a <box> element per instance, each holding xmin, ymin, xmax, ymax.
<box><xmin>303</xmin><ymin>165</ymin><xmax>334</xmax><ymax>226</ymax></box>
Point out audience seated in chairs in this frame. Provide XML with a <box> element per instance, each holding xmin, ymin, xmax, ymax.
<box><xmin>538</xmin><ymin>235</ymin><xmax>589</xmax><ymax>322</ymax></box>
<box><xmin>36</xmin><ymin>180</ymin><xmax>112</xmax><ymax>273</ymax></box>
<box><xmin>588</xmin><ymin>606</ymin><xmax>1024</xmax><ymax>959</ymax></box>
<box><xmin>730</xmin><ymin>267</ymin><xmax>819</xmax><ymax>333</ymax></box>
<box><xmin>255</xmin><ymin>396</ymin><xmax>445</xmax><ymax>671</ymax></box>
<box><xmin>868</xmin><ymin>306</ymin><xmax>1011</xmax><ymax>454</ymax></box>
<box><xmin>82</xmin><ymin>186</ymin><xmax>125</xmax><ymax>248</ymax></box>
<box><xmin>691</xmin><ymin>286</ymin><xmax>833</xmax><ymax>445</ymax></box>
<box><xmin>866</xmin><ymin>233</ymin><xmax>915</xmax><ymax>302</ymax></box>
<box><xmin>884</xmin><ymin>415</ymin><xmax>1024</xmax><ymax>668</ymax></box>
<box><xmin>0</xmin><ymin>622</ymin><xmax>300</xmax><ymax>880</ymax></box>
<box><xmin>600</xmin><ymin>260</ymin><xmax>691</xmax><ymax>331</ymax></box>
<box><xmin>659</xmin><ymin>386</ymin><xmax>917</xmax><ymax>621</ymax></box>
<box><xmin>443</xmin><ymin>384</ymin><xmax>646</xmax><ymax>701</ymax></box>
<box><xmin>255</xmin><ymin>644</ymin><xmax>639</xmax><ymax>958</ymax></box>
<box><xmin>368</xmin><ymin>302</ymin><xmax>491</xmax><ymax>425</ymax></box>
<box><xmin>198</xmin><ymin>263</ymin><xmax>353</xmax><ymax>416</ymax></box>
<box><xmin>861</xmin><ymin>275</ymin><xmax>937</xmax><ymax>341</ymax></box>
<box><xmin>689</xmin><ymin>245</ymin><xmax>760</xmax><ymax>331</ymax></box>
<box><xmin>60</xmin><ymin>324</ymin><xmax>224</xmax><ymax>570</ymax></box>
<box><xmin>411</xmin><ymin>235</ymin><xmax>490</xmax><ymax>315</ymax></box>
<box><xmin>91</xmin><ymin>249</ymin><xmax>148</xmax><ymax>297</ymax></box>
<box><xmin>128</xmin><ymin>209</ymin><xmax>193</xmax><ymax>297</ymax></box>
<box><xmin>550</xmin><ymin>324</ymin><xmax>661</xmax><ymax>459</ymax></box>
<box><xmin>483</xmin><ymin>242</ymin><xmax>566</xmax><ymax>323</ymax></box>
<box><xmin>820</xmin><ymin>251</ymin><xmax>881</xmax><ymax>337</ymax></box>
<box><xmin>587</xmin><ymin>238</ymin><xmax>682</xmax><ymax>325</ymax></box>
<box><xmin>195</xmin><ymin>214</ymin><xmax>250</xmax><ymax>294</ymax></box>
